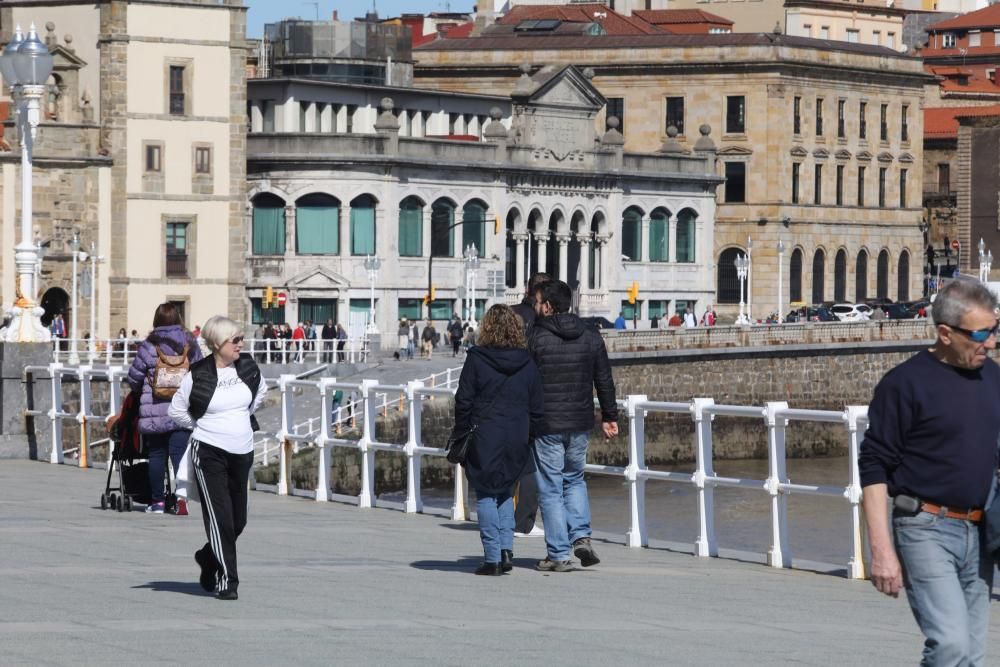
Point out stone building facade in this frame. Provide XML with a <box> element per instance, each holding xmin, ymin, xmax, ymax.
<box><xmin>246</xmin><ymin>66</ymin><xmax>722</xmax><ymax>340</ymax></box>
<box><xmin>414</xmin><ymin>33</ymin><xmax>930</xmax><ymax>317</ymax></box>
<box><xmin>0</xmin><ymin>0</ymin><xmax>246</xmax><ymax>337</ymax></box>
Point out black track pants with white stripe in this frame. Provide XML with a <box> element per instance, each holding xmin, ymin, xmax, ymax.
<box><xmin>191</xmin><ymin>439</ymin><xmax>253</xmax><ymax>592</ymax></box>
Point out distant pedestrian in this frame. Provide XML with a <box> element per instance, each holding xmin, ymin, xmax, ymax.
<box><xmin>452</xmin><ymin>304</ymin><xmax>544</xmax><ymax>575</ymax></box>
<box><xmin>667</xmin><ymin>312</ymin><xmax>682</xmax><ymax>327</ymax></box>
<box><xmin>449</xmin><ymin>315</ymin><xmax>464</xmax><ymax>357</ymax></box>
<box><xmin>613</xmin><ymin>312</ymin><xmax>627</xmax><ymax>330</ymax></box>
<box><xmin>407</xmin><ymin>321</ymin><xmax>417</xmax><ymax>359</ymax></box>
<box><xmin>292</xmin><ymin>323</ymin><xmax>305</xmax><ymax>362</ymax></box>
<box><xmin>336</xmin><ymin>323</ymin><xmax>348</xmax><ymax>362</ymax></box>
<box><xmin>421</xmin><ymin>321</ymin><xmax>436</xmax><ymax>359</ymax></box>
<box><xmin>860</xmin><ymin>276</ymin><xmax>1000</xmax><ymax>664</ymax></box>
<box><xmin>398</xmin><ymin>319</ymin><xmax>410</xmax><ymax>360</ymax></box>
<box><xmin>683</xmin><ymin>310</ymin><xmax>697</xmax><ymax>328</ymax></box>
<box><xmin>321</xmin><ymin>319</ymin><xmax>335</xmax><ymax>363</ymax></box>
<box><xmin>304</xmin><ymin>319</ymin><xmax>316</xmax><ymax>356</ymax></box>
<box><xmin>168</xmin><ymin>315</ymin><xmax>266</xmax><ymax>601</ymax></box>
<box><xmin>650</xmin><ymin>315</ymin><xmax>659</xmax><ymax>329</ymax></box>
<box><xmin>529</xmin><ymin>280</ymin><xmax>619</xmax><ymax>571</ymax></box>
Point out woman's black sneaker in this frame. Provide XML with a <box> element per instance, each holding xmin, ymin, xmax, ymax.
<box><xmin>217</xmin><ymin>587</ymin><xmax>238</xmax><ymax>601</ymax></box>
<box><xmin>194</xmin><ymin>548</ymin><xmax>217</xmax><ymax>592</ymax></box>
<box><xmin>475</xmin><ymin>562</ymin><xmax>503</xmax><ymax>576</ymax></box>
<box><xmin>500</xmin><ymin>549</ymin><xmax>513</xmax><ymax>573</ymax></box>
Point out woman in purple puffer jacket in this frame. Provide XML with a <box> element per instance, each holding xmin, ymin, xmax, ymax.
<box><xmin>126</xmin><ymin>302</ymin><xmax>203</xmax><ymax>514</ymax></box>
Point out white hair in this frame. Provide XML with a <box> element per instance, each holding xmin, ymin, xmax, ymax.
<box><xmin>201</xmin><ymin>315</ymin><xmax>242</xmax><ymax>353</ymax></box>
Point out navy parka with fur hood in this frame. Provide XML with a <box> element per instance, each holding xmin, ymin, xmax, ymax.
<box><xmin>453</xmin><ymin>346</ymin><xmax>545</xmax><ymax>494</ymax></box>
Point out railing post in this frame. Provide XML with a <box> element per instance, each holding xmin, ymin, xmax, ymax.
<box><xmin>315</xmin><ymin>377</ymin><xmax>334</xmax><ymax>502</ymax></box>
<box><xmin>276</xmin><ymin>374</ymin><xmax>295</xmax><ymax>496</ymax></box>
<box><xmin>625</xmin><ymin>394</ymin><xmax>648</xmax><ymax>548</ymax></box>
<box><xmin>107</xmin><ymin>367</ymin><xmax>124</xmax><ymax>419</ymax></box>
<box><xmin>404</xmin><ymin>380</ymin><xmax>424</xmax><ymax>514</ymax></box>
<box><xmin>691</xmin><ymin>397</ymin><xmax>718</xmax><ymax>557</ymax></box>
<box><xmin>77</xmin><ymin>366</ymin><xmax>92</xmax><ymax>468</ymax></box>
<box><xmin>48</xmin><ymin>363</ymin><xmax>64</xmax><ymax>464</ymax></box>
<box><xmin>452</xmin><ymin>461</ymin><xmax>469</xmax><ymax>521</ymax></box>
<box><xmin>764</xmin><ymin>401</ymin><xmax>791</xmax><ymax>569</ymax></box>
<box><xmin>358</xmin><ymin>379</ymin><xmax>378</xmax><ymax>508</ymax></box>
<box><xmin>845</xmin><ymin>405</ymin><xmax>868</xmax><ymax>580</ymax></box>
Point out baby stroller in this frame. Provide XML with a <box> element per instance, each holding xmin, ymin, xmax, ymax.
<box><xmin>101</xmin><ymin>390</ymin><xmax>151</xmax><ymax>512</ymax></box>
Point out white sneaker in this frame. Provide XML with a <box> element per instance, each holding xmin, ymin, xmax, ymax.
<box><xmin>515</xmin><ymin>525</ymin><xmax>544</xmax><ymax>538</ymax></box>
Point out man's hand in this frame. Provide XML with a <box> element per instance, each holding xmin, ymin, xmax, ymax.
<box><xmin>869</xmin><ymin>547</ymin><xmax>903</xmax><ymax>598</ymax></box>
<box><xmin>602</xmin><ymin>421</ymin><xmax>619</xmax><ymax>439</ymax></box>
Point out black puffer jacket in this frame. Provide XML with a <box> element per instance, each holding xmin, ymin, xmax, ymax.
<box><xmin>529</xmin><ymin>313</ymin><xmax>618</xmax><ymax>435</ymax></box>
<box><xmin>511</xmin><ymin>297</ymin><xmax>537</xmax><ymax>334</ymax></box>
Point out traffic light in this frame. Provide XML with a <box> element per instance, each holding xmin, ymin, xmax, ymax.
<box><xmin>263</xmin><ymin>285</ymin><xmax>274</xmax><ymax>309</ymax></box>
<box><xmin>423</xmin><ymin>285</ymin><xmax>437</xmax><ymax>306</ymax></box>
<box><xmin>494</xmin><ymin>215</ymin><xmax>501</xmax><ymax>235</ymax></box>
<box><xmin>627</xmin><ymin>281</ymin><xmax>639</xmax><ymax>305</ymax></box>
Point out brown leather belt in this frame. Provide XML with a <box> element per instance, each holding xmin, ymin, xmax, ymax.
<box><xmin>920</xmin><ymin>502</ymin><xmax>984</xmax><ymax>523</ymax></box>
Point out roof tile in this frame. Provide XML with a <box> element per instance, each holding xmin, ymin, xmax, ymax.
<box><xmin>927</xmin><ymin>4</ymin><xmax>1000</xmax><ymax>31</ymax></box>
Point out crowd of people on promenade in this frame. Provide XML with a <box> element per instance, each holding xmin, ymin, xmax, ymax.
<box><xmin>249</xmin><ymin>320</ymin><xmax>348</xmax><ymax>363</ymax></box>
<box><xmin>396</xmin><ymin>314</ymin><xmax>477</xmax><ymax>361</ymax></box>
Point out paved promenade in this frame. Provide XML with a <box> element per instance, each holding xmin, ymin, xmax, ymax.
<box><xmin>5</xmin><ymin>461</ymin><xmax>999</xmax><ymax>666</ymax></box>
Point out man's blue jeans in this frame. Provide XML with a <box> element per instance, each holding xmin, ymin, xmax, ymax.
<box><xmin>533</xmin><ymin>431</ymin><xmax>591</xmax><ymax>561</ymax></box>
<box><xmin>474</xmin><ymin>487</ymin><xmax>514</xmax><ymax>563</ymax></box>
<box><xmin>893</xmin><ymin>511</ymin><xmax>993</xmax><ymax>666</ymax></box>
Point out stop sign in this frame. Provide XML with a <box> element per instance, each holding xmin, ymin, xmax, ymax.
<box><xmin>277</xmin><ymin>291</ymin><xmax>287</xmax><ymax>307</ymax></box>
<box><xmin>952</xmin><ymin>239</ymin><xmax>961</xmax><ymax>251</ymax></box>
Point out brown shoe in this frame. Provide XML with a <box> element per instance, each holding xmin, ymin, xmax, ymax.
<box><xmin>536</xmin><ymin>558</ymin><xmax>572</xmax><ymax>572</ymax></box>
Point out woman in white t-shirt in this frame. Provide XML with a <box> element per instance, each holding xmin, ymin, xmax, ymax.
<box><xmin>169</xmin><ymin>316</ymin><xmax>267</xmax><ymax>601</ymax></box>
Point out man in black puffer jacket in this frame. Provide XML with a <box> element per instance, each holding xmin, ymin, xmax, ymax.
<box><xmin>529</xmin><ymin>279</ymin><xmax>619</xmax><ymax>571</ymax></box>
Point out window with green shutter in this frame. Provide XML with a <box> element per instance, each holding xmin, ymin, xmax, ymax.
<box><xmin>398</xmin><ymin>197</ymin><xmax>423</xmax><ymax>257</ymax></box>
<box><xmin>676</xmin><ymin>209</ymin><xmax>697</xmax><ymax>263</ymax></box>
<box><xmin>622</xmin><ymin>207</ymin><xmax>642</xmax><ymax>261</ymax></box>
<box><xmin>251</xmin><ymin>193</ymin><xmax>286</xmax><ymax>255</ymax></box>
<box><xmin>462</xmin><ymin>200</ymin><xmax>487</xmax><ymax>254</ymax></box>
<box><xmin>649</xmin><ymin>209</ymin><xmax>669</xmax><ymax>262</ymax></box>
<box><xmin>295</xmin><ymin>193</ymin><xmax>340</xmax><ymax>255</ymax></box>
<box><xmin>350</xmin><ymin>195</ymin><xmax>376</xmax><ymax>256</ymax></box>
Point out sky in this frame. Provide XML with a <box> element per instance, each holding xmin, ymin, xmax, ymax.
<box><xmin>244</xmin><ymin>0</ymin><xmax>475</xmax><ymax>37</ymax></box>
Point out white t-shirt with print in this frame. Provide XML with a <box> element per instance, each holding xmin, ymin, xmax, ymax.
<box><xmin>169</xmin><ymin>366</ymin><xmax>267</xmax><ymax>455</ymax></box>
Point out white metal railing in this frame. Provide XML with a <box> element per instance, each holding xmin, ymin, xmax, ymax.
<box><xmin>27</xmin><ymin>363</ymin><xmax>870</xmax><ymax>578</ymax></box>
<box><xmin>50</xmin><ymin>338</ymin><xmax>141</xmax><ymax>366</ymax></box>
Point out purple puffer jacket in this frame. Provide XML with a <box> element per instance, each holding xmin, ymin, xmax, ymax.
<box><xmin>125</xmin><ymin>325</ymin><xmax>204</xmax><ymax>434</ymax></box>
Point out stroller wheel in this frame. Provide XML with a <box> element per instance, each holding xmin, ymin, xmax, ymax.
<box><xmin>100</xmin><ymin>493</ymin><xmax>107</xmax><ymax>510</ymax></box>
<box><xmin>108</xmin><ymin>493</ymin><xmax>117</xmax><ymax>508</ymax></box>
<box><xmin>116</xmin><ymin>495</ymin><xmax>124</xmax><ymax>512</ymax></box>
<box><xmin>124</xmin><ymin>496</ymin><xmax>132</xmax><ymax>512</ymax></box>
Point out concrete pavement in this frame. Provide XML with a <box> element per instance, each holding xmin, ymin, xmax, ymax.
<box><xmin>3</xmin><ymin>460</ymin><xmax>997</xmax><ymax>666</ymax></box>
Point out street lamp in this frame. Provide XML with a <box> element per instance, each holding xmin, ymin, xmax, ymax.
<box><xmin>463</xmin><ymin>243</ymin><xmax>481</xmax><ymax>328</ymax></box>
<box><xmin>0</xmin><ymin>24</ymin><xmax>53</xmax><ymax>342</ymax></box>
<box><xmin>363</xmin><ymin>254</ymin><xmax>381</xmax><ymax>334</ymax></box>
<box><xmin>87</xmin><ymin>241</ymin><xmax>104</xmax><ymax>358</ymax></box>
<box><xmin>746</xmin><ymin>235</ymin><xmax>754</xmax><ymax>323</ymax></box>
<box><xmin>68</xmin><ymin>232</ymin><xmax>88</xmax><ymax>364</ymax></box>
<box><xmin>979</xmin><ymin>238</ymin><xmax>993</xmax><ymax>284</ymax></box>
<box><xmin>776</xmin><ymin>239</ymin><xmax>785</xmax><ymax>324</ymax></box>
<box><xmin>735</xmin><ymin>253</ymin><xmax>749</xmax><ymax>325</ymax></box>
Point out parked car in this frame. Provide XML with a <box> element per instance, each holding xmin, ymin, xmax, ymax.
<box><xmin>581</xmin><ymin>316</ymin><xmax>616</xmax><ymax>330</ymax></box>
<box><xmin>831</xmin><ymin>303</ymin><xmax>872</xmax><ymax>322</ymax></box>
<box><xmin>882</xmin><ymin>303</ymin><xmax>916</xmax><ymax>319</ymax></box>
<box><xmin>785</xmin><ymin>306</ymin><xmax>838</xmax><ymax>323</ymax></box>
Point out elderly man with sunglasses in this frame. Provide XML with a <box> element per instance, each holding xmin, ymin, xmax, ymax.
<box><xmin>860</xmin><ymin>276</ymin><xmax>1000</xmax><ymax>666</ymax></box>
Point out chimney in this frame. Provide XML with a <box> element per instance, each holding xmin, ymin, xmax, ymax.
<box><xmin>332</xmin><ymin>10</ymin><xmax>339</xmax><ymax>20</ymax></box>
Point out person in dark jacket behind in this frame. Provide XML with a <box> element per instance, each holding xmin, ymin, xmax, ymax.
<box><xmin>509</xmin><ymin>272</ymin><xmax>550</xmax><ymax>537</ymax></box>
<box><xmin>125</xmin><ymin>302</ymin><xmax>203</xmax><ymax>515</ymax></box>
<box><xmin>453</xmin><ymin>304</ymin><xmax>544</xmax><ymax>576</ymax></box>
<box><xmin>529</xmin><ymin>279</ymin><xmax>619</xmax><ymax>571</ymax></box>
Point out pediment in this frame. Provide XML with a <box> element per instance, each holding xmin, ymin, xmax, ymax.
<box><xmin>877</xmin><ymin>151</ymin><xmax>894</xmax><ymax>163</ymax></box>
<box><xmin>789</xmin><ymin>145</ymin><xmax>808</xmax><ymax>158</ymax></box>
<box><xmin>856</xmin><ymin>150</ymin><xmax>873</xmax><ymax>162</ymax></box>
<box><xmin>812</xmin><ymin>148</ymin><xmax>830</xmax><ymax>159</ymax></box>
<box><xmin>719</xmin><ymin>145</ymin><xmax>753</xmax><ymax>156</ymax></box>
<box><xmin>50</xmin><ymin>45</ymin><xmax>87</xmax><ymax>71</ymax></box>
<box><xmin>835</xmin><ymin>149</ymin><xmax>852</xmax><ymax>160</ymax></box>
<box><xmin>898</xmin><ymin>152</ymin><xmax>914</xmax><ymax>163</ymax></box>
<box><xmin>517</xmin><ymin>65</ymin><xmax>605</xmax><ymax>111</ymax></box>
<box><xmin>287</xmin><ymin>265</ymin><xmax>350</xmax><ymax>288</ymax></box>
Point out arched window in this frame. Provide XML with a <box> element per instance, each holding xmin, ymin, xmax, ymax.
<box><xmin>462</xmin><ymin>200</ymin><xmax>487</xmax><ymax>254</ymax></box>
<box><xmin>717</xmin><ymin>247</ymin><xmax>742</xmax><ymax>304</ymax></box>
<box><xmin>622</xmin><ymin>207</ymin><xmax>642</xmax><ymax>261</ymax></box>
<box><xmin>295</xmin><ymin>193</ymin><xmax>339</xmax><ymax>255</ymax></box>
<box><xmin>431</xmin><ymin>199</ymin><xmax>456</xmax><ymax>257</ymax></box>
<box><xmin>252</xmin><ymin>193</ymin><xmax>286</xmax><ymax>255</ymax></box>
<box><xmin>812</xmin><ymin>250</ymin><xmax>825</xmax><ymax>304</ymax></box>
<box><xmin>834</xmin><ymin>249</ymin><xmax>847</xmax><ymax>302</ymax></box>
<box><xmin>790</xmin><ymin>248</ymin><xmax>803</xmax><ymax>303</ymax></box>
<box><xmin>649</xmin><ymin>208</ymin><xmax>669</xmax><ymax>262</ymax></box>
<box><xmin>877</xmin><ymin>249</ymin><xmax>890</xmax><ymax>300</ymax></box>
<box><xmin>398</xmin><ymin>196</ymin><xmax>423</xmax><ymax>257</ymax></box>
<box><xmin>350</xmin><ymin>194</ymin><xmax>377</xmax><ymax>255</ymax></box>
<box><xmin>898</xmin><ymin>250</ymin><xmax>910</xmax><ymax>302</ymax></box>
<box><xmin>856</xmin><ymin>250</ymin><xmax>868</xmax><ymax>302</ymax></box>
<box><xmin>676</xmin><ymin>209</ymin><xmax>697</xmax><ymax>263</ymax></box>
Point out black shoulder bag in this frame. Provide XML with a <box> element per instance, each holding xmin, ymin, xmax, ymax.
<box><xmin>446</xmin><ymin>377</ymin><xmax>509</xmax><ymax>465</ymax></box>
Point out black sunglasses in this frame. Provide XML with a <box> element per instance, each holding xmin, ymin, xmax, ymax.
<box><xmin>229</xmin><ymin>335</ymin><xmax>245</xmax><ymax>345</ymax></box>
<box><xmin>947</xmin><ymin>322</ymin><xmax>1000</xmax><ymax>343</ymax></box>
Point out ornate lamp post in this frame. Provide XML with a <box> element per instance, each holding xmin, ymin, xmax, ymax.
<box><xmin>0</xmin><ymin>24</ymin><xmax>53</xmax><ymax>342</ymax></box>
<box><xmin>363</xmin><ymin>254</ymin><xmax>381</xmax><ymax>334</ymax></box>
<box><xmin>735</xmin><ymin>252</ymin><xmax>749</xmax><ymax>325</ymax></box>
<box><xmin>776</xmin><ymin>239</ymin><xmax>785</xmax><ymax>324</ymax></box>
<box><xmin>464</xmin><ymin>243</ymin><xmax>481</xmax><ymax>328</ymax></box>
<box><xmin>979</xmin><ymin>238</ymin><xmax>993</xmax><ymax>284</ymax></box>
<box><xmin>746</xmin><ymin>235</ymin><xmax>754</xmax><ymax>323</ymax></box>
<box><xmin>87</xmin><ymin>241</ymin><xmax>104</xmax><ymax>358</ymax></box>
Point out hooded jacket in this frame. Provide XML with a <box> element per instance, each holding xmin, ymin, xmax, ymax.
<box><xmin>125</xmin><ymin>325</ymin><xmax>203</xmax><ymax>434</ymax></box>
<box><xmin>453</xmin><ymin>346</ymin><xmax>544</xmax><ymax>494</ymax></box>
<box><xmin>529</xmin><ymin>312</ymin><xmax>618</xmax><ymax>435</ymax></box>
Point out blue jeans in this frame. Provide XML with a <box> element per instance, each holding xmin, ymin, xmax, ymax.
<box><xmin>533</xmin><ymin>431</ymin><xmax>591</xmax><ymax>561</ymax></box>
<box><xmin>146</xmin><ymin>430</ymin><xmax>191</xmax><ymax>503</ymax></box>
<box><xmin>893</xmin><ymin>511</ymin><xmax>993</xmax><ymax>666</ymax></box>
<box><xmin>475</xmin><ymin>487</ymin><xmax>514</xmax><ymax>563</ymax></box>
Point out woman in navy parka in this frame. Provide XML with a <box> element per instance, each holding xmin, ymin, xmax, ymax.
<box><xmin>453</xmin><ymin>304</ymin><xmax>544</xmax><ymax>575</ymax></box>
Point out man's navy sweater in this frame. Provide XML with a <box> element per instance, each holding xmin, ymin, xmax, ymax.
<box><xmin>859</xmin><ymin>349</ymin><xmax>1000</xmax><ymax>509</ymax></box>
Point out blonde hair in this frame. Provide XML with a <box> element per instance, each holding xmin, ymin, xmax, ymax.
<box><xmin>201</xmin><ymin>315</ymin><xmax>243</xmax><ymax>353</ymax></box>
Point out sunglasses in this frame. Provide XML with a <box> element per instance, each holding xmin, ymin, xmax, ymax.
<box><xmin>948</xmin><ymin>322</ymin><xmax>1000</xmax><ymax>343</ymax></box>
<box><xmin>230</xmin><ymin>335</ymin><xmax>245</xmax><ymax>345</ymax></box>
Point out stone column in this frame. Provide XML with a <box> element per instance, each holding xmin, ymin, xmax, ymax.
<box><xmin>641</xmin><ymin>216</ymin><xmax>651</xmax><ymax>262</ymax></box>
<box><xmin>536</xmin><ymin>232</ymin><xmax>549</xmax><ymax>274</ymax></box>
<box><xmin>579</xmin><ymin>235</ymin><xmax>591</xmax><ymax>292</ymax></box>
<box><xmin>285</xmin><ymin>204</ymin><xmax>296</xmax><ymax>257</ymax></box>
<box><xmin>512</xmin><ymin>232</ymin><xmax>527</xmax><ymax>292</ymax></box>
<box><xmin>668</xmin><ymin>215</ymin><xmax>677</xmax><ymax>263</ymax></box>
<box><xmin>556</xmin><ymin>234</ymin><xmax>571</xmax><ymax>281</ymax></box>
<box><xmin>340</xmin><ymin>205</ymin><xmax>351</xmax><ymax>257</ymax></box>
<box><xmin>595</xmin><ymin>235</ymin><xmax>610</xmax><ymax>290</ymax></box>
<box><xmin>422</xmin><ymin>206</ymin><xmax>432</xmax><ymax>258</ymax></box>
